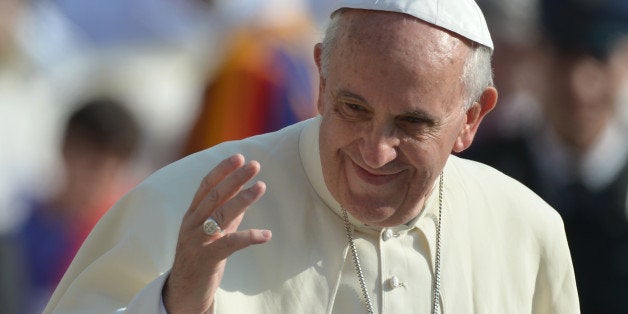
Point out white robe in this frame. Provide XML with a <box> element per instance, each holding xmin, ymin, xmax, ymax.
<box><xmin>45</xmin><ymin>116</ymin><xmax>579</xmax><ymax>313</ymax></box>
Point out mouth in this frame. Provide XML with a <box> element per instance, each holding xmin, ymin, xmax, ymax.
<box><xmin>349</xmin><ymin>159</ymin><xmax>404</xmax><ymax>186</ymax></box>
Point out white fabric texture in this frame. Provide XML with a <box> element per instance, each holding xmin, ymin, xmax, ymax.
<box><xmin>45</xmin><ymin>116</ymin><xmax>578</xmax><ymax>313</ymax></box>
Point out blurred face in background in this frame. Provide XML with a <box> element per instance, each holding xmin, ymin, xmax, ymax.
<box><xmin>60</xmin><ymin>136</ymin><xmax>128</xmax><ymax>210</ymax></box>
<box><xmin>537</xmin><ymin>39</ymin><xmax>628</xmax><ymax>154</ymax></box>
<box><xmin>611</xmin><ymin>40</ymin><xmax>628</xmax><ymax>126</ymax></box>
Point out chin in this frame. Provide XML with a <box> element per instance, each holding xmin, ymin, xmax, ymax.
<box><xmin>344</xmin><ymin>201</ymin><xmax>399</xmax><ymax>225</ymax></box>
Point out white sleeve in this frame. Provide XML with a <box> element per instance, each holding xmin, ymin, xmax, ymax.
<box><xmin>125</xmin><ymin>271</ymin><xmax>171</xmax><ymax>313</ymax></box>
<box><xmin>126</xmin><ymin>270</ymin><xmax>219</xmax><ymax>314</ymax></box>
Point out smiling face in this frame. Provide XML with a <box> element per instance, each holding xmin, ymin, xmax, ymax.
<box><xmin>315</xmin><ymin>11</ymin><xmax>492</xmax><ymax>227</ymax></box>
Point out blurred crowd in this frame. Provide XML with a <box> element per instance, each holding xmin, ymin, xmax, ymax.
<box><xmin>0</xmin><ymin>0</ymin><xmax>626</xmax><ymax>313</ymax></box>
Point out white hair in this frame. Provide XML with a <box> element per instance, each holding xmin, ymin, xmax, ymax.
<box><xmin>462</xmin><ymin>44</ymin><xmax>494</xmax><ymax>108</ymax></box>
<box><xmin>321</xmin><ymin>11</ymin><xmax>494</xmax><ymax>109</ymax></box>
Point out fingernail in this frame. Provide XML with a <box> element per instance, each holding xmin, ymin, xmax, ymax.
<box><xmin>261</xmin><ymin>230</ymin><xmax>272</xmax><ymax>239</ymax></box>
<box><xmin>228</xmin><ymin>154</ymin><xmax>243</xmax><ymax>166</ymax></box>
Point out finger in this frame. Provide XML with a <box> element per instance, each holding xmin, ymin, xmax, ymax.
<box><xmin>194</xmin><ymin>160</ymin><xmax>261</xmax><ymax>223</ymax></box>
<box><xmin>189</xmin><ymin>154</ymin><xmax>245</xmax><ymax>212</ymax></box>
<box><xmin>212</xmin><ymin>181</ymin><xmax>266</xmax><ymax>233</ymax></box>
<box><xmin>207</xmin><ymin>229</ymin><xmax>272</xmax><ymax>261</ymax></box>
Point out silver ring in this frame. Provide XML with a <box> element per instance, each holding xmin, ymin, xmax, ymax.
<box><xmin>202</xmin><ymin>217</ymin><xmax>222</xmax><ymax>236</ymax></box>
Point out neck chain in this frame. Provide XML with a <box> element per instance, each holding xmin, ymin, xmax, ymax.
<box><xmin>341</xmin><ymin>172</ymin><xmax>444</xmax><ymax>314</ymax></box>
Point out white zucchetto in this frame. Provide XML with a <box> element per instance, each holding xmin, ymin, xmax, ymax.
<box><xmin>330</xmin><ymin>0</ymin><xmax>494</xmax><ymax>50</ymax></box>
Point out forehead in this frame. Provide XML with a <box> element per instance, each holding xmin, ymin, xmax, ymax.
<box><xmin>336</xmin><ymin>10</ymin><xmax>468</xmax><ymax>61</ymax></box>
<box><xmin>327</xmin><ymin>10</ymin><xmax>470</xmax><ymax>109</ymax></box>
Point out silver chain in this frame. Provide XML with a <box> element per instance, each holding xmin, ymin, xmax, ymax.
<box><xmin>342</xmin><ymin>205</ymin><xmax>376</xmax><ymax>314</ymax></box>
<box><xmin>341</xmin><ymin>172</ymin><xmax>444</xmax><ymax>314</ymax></box>
<box><xmin>433</xmin><ymin>173</ymin><xmax>443</xmax><ymax>314</ymax></box>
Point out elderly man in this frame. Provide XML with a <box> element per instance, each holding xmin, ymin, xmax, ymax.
<box><xmin>45</xmin><ymin>0</ymin><xmax>579</xmax><ymax>313</ymax></box>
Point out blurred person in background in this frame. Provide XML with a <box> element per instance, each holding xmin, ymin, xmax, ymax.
<box><xmin>12</xmin><ymin>98</ymin><xmax>141</xmax><ymax>313</ymax></box>
<box><xmin>472</xmin><ymin>0</ymin><xmax>542</xmax><ymax>142</ymax></box>
<box><xmin>181</xmin><ymin>0</ymin><xmax>318</xmax><ymax>155</ymax></box>
<box><xmin>1</xmin><ymin>2</ymin><xmax>65</xmax><ymax>311</ymax></box>
<box><xmin>461</xmin><ymin>0</ymin><xmax>628</xmax><ymax>312</ymax></box>
<box><xmin>0</xmin><ymin>0</ymin><xmax>212</xmax><ymax>242</ymax></box>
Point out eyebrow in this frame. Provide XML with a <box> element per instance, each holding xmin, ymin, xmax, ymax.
<box><xmin>336</xmin><ymin>90</ymin><xmax>368</xmax><ymax>104</ymax></box>
<box><xmin>402</xmin><ymin>111</ymin><xmax>438</xmax><ymax>124</ymax></box>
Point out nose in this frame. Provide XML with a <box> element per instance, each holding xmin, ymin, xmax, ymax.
<box><xmin>359</xmin><ymin>125</ymin><xmax>399</xmax><ymax>169</ymax></box>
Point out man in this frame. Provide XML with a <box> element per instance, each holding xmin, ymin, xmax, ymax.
<box><xmin>45</xmin><ymin>0</ymin><xmax>579</xmax><ymax>313</ymax></box>
<box><xmin>461</xmin><ymin>0</ymin><xmax>628</xmax><ymax>312</ymax></box>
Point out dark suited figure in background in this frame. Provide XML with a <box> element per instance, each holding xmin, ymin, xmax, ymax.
<box><xmin>462</xmin><ymin>0</ymin><xmax>628</xmax><ymax>312</ymax></box>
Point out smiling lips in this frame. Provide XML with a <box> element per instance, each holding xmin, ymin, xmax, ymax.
<box><xmin>349</xmin><ymin>159</ymin><xmax>403</xmax><ymax>186</ymax></box>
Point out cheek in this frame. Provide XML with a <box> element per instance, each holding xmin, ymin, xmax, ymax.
<box><xmin>442</xmin><ymin>115</ymin><xmax>467</xmax><ymax>149</ymax></box>
<box><xmin>319</xmin><ymin>117</ymin><xmax>337</xmax><ymax>148</ymax></box>
<box><xmin>319</xmin><ymin>118</ymin><xmax>348</xmax><ymax>170</ymax></box>
<box><xmin>320</xmin><ymin>115</ymin><xmax>361</xmax><ymax>149</ymax></box>
<box><xmin>402</xmin><ymin>137</ymin><xmax>452</xmax><ymax>173</ymax></box>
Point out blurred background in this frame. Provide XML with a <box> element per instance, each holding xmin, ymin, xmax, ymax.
<box><xmin>0</xmin><ymin>0</ymin><xmax>331</xmax><ymax>312</ymax></box>
<box><xmin>463</xmin><ymin>0</ymin><xmax>628</xmax><ymax>313</ymax></box>
<box><xmin>0</xmin><ymin>0</ymin><xmax>626</xmax><ymax>313</ymax></box>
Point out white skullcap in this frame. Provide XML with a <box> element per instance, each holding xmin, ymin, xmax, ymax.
<box><xmin>330</xmin><ymin>0</ymin><xmax>494</xmax><ymax>50</ymax></box>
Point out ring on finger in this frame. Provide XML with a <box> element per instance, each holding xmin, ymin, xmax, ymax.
<box><xmin>202</xmin><ymin>217</ymin><xmax>222</xmax><ymax>236</ymax></box>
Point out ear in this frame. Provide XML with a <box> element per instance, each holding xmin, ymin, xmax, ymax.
<box><xmin>314</xmin><ymin>43</ymin><xmax>326</xmax><ymax>113</ymax></box>
<box><xmin>314</xmin><ymin>43</ymin><xmax>323</xmax><ymax>72</ymax></box>
<box><xmin>452</xmin><ymin>87</ymin><xmax>498</xmax><ymax>153</ymax></box>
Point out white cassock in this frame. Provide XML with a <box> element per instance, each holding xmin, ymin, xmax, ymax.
<box><xmin>45</xmin><ymin>116</ymin><xmax>579</xmax><ymax>313</ymax></box>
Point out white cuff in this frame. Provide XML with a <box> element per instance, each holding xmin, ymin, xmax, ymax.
<box><xmin>125</xmin><ymin>271</ymin><xmax>171</xmax><ymax>313</ymax></box>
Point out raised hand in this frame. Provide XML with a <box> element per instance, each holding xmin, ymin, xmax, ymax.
<box><xmin>163</xmin><ymin>154</ymin><xmax>271</xmax><ymax>313</ymax></box>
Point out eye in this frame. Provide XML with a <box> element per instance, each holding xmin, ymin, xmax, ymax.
<box><xmin>345</xmin><ymin>102</ymin><xmax>367</xmax><ymax>112</ymax></box>
<box><xmin>396</xmin><ymin>115</ymin><xmax>436</xmax><ymax>137</ymax></box>
<box><xmin>332</xmin><ymin>100</ymin><xmax>370</xmax><ymax>121</ymax></box>
<box><xmin>399</xmin><ymin>115</ymin><xmax>424</xmax><ymax>124</ymax></box>
<box><xmin>398</xmin><ymin>114</ymin><xmax>433</xmax><ymax>126</ymax></box>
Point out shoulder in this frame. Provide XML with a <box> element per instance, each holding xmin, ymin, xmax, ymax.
<box><xmin>447</xmin><ymin>155</ymin><xmax>542</xmax><ymax>201</ymax></box>
<box><xmin>445</xmin><ymin>155</ymin><xmax>564</xmax><ymax>228</ymax></box>
<box><xmin>458</xmin><ymin>136</ymin><xmax>538</xmax><ymax>184</ymax></box>
<box><xmin>143</xmin><ymin>118</ymin><xmax>312</xmax><ymax>191</ymax></box>
<box><xmin>460</xmin><ymin>136</ymin><xmax>530</xmax><ymax>162</ymax></box>
<box><xmin>112</xmin><ymin>118</ymin><xmax>314</xmax><ymax>222</ymax></box>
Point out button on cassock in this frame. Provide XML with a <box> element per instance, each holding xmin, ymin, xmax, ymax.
<box><xmin>382</xmin><ymin>229</ymin><xmax>394</xmax><ymax>241</ymax></box>
<box><xmin>388</xmin><ymin>276</ymin><xmax>405</xmax><ymax>289</ymax></box>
